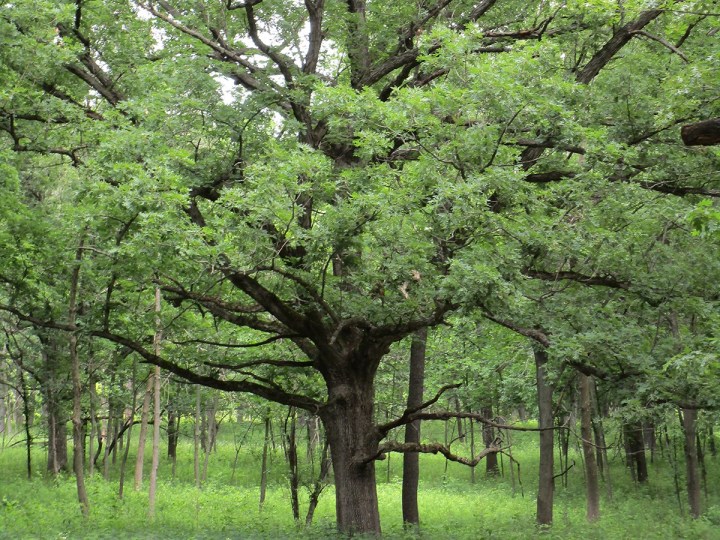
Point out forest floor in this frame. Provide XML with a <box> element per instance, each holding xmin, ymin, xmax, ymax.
<box><xmin>0</xmin><ymin>420</ymin><xmax>718</xmax><ymax>539</ymax></box>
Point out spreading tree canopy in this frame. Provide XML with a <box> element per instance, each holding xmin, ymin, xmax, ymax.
<box><xmin>1</xmin><ymin>0</ymin><xmax>719</xmax><ymax>533</ymax></box>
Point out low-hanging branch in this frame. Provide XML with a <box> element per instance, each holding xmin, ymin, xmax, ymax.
<box><xmin>377</xmin><ymin>383</ymin><xmax>461</xmax><ymax>436</ymax></box>
<box><xmin>90</xmin><ymin>330</ymin><xmax>323</xmax><ymax>412</ymax></box>
<box><xmin>171</xmin><ymin>334</ymin><xmax>300</xmax><ymax>349</ymax></box>
<box><xmin>366</xmin><ymin>441</ymin><xmax>504</xmax><ymax>466</ymax></box>
<box><xmin>204</xmin><ymin>358</ymin><xmax>315</xmax><ymax>370</ymax></box>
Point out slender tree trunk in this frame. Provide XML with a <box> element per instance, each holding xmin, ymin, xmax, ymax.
<box><xmin>535</xmin><ymin>348</ymin><xmax>554</xmax><ymax>526</ymax></box>
<box><xmin>148</xmin><ymin>287</ymin><xmax>163</xmax><ymax>519</ymax></box>
<box><xmin>306</xmin><ymin>437</ymin><xmax>331</xmax><ymax>525</ymax></box>
<box><xmin>167</xmin><ymin>407</ymin><xmax>179</xmax><ymax>479</ymax></box>
<box><xmin>402</xmin><ymin>328</ymin><xmax>426</xmax><ymax>528</ymax></box>
<box><xmin>68</xmin><ymin>237</ymin><xmax>89</xmax><ymax>516</ymax></box>
<box><xmin>259</xmin><ymin>410</ymin><xmax>271</xmax><ymax>509</ymax></box>
<box><xmin>134</xmin><ymin>373</ymin><xmax>153</xmax><ymax>490</ymax></box>
<box><xmin>118</xmin><ymin>359</ymin><xmax>137</xmax><ymax>499</ymax></box>
<box><xmin>284</xmin><ymin>407</ymin><xmax>300</xmax><ymax>521</ymax></box>
<box><xmin>708</xmin><ymin>425</ymin><xmax>716</xmax><ymax>457</ymax></box>
<box><xmin>469</xmin><ymin>417</ymin><xmax>476</xmax><ymax>484</ymax></box>
<box><xmin>579</xmin><ymin>374</ymin><xmax>600</xmax><ymax>522</ymax></box>
<box><xmin>88</xmin><ymin>364</ymin><xmax>98</xmax><ymax>477</ymax></box>
<box><xmin>194</xmin><ymin>386</ymin><xmax>201</xmax><ymax>488</ymax></box>
<box><xmin>19</xmin><ymin>366</ymin><xmax>32</xmax><ymax>479</ymax></box>
<box><xmin>454</xmin><ymin>396</ymin><xmax>465</xmax><ymax>443</ymax></box>
<box><xmin>682</xmin><ymin>408</ymin><xmax>701</xmax><ymax>518</ymax></box>
<box><xmin>482</xmin><ymin>404</ymin><xmax>499</xmax><ymax>476</ymax></box>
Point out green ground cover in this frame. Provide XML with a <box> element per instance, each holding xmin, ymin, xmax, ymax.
<box><xmin>1</xmin><ymin>422</ymin><xmax>718</xmax><ymax>539</ymax></box>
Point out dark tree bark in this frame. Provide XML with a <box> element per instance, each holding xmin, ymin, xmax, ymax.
<box><xmin>681</xmin><ymin>118</ymin><xmax>720</xmax><ymax>146</ymax></box>
<box><xmin>19</xmin><ymin>367</ymin><xmax>32</xmax><ymax>479</ymax></box>
<box><xmin>682</xmin><ymin>408</ymin><xmax>701</xmax><ymax>518</ymax></box>
<box><xmin>580</xmin><ymin>374</ymin><xmax>600</xmax><ymax>522</ymax></box>
<box><xmin>306</xmin><ymin>436</ymin><xmax>332</xmax><ymax>525</ymax></box>
<box><xmin>535</xmin><ymin>348</ymin><xmax>554</xmax><ymax>526</ymax></box>
<box><xmin>283</xmin><ymin>407</ymin><xmax>300</xmax><ymax>522</ymax></box>
<box><xmin>68</xmin><ymin>238</ymin><xmax>89</xmax><ymax>516</ymax></box>
<box><xmin>709</xmin><ymin>425</ymin><xmax>717</xmax><ymax>458</ymax></box>
<box><xmin>481</xmin><ymin>405</ymin><xmax>499</xmax><ymax>476</ymax></box>
<box><xmin>167</xmin><ymin>406</ymin><xmax>179</xmax><ymax>479</ymax></box>
<box><xmin>623</xmin><ymin>422</ymin><xmax>648</xmax><ymax>483</ymax></box>
<box><xmin>319</xmin><ymin>364</ymin><xmax>382</xmax><ymax>536</ymax></box>
<box><xmin>402</xmin><ymin>328</ymin><xmax>426</xmax><ymax>528</ymax></box>
<box><xmin>259</xmin><ymin>409</ymin><xmax>271</xmax><ymax>510</ymax></box>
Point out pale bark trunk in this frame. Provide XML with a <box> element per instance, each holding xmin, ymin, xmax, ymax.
<box><xmin>535</xmin><ymin>348</ymin><xmax>554</xmax><ymax>526</ymax></box>
<box><xmin>402</xmin><ymin>328</ymin><xmax>426</xmax><ymax>528</ymax></box>
<box><xmin>580</xmin><ymin>374</ymin><xmax>600</xmax><ymax>522</ymax></box>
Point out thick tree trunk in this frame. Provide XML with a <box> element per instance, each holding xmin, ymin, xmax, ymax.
<box><xmin>321</xmin><ymin>376</ymin><xmax>381</xmax><ymax>535</ymax></box>
<box><xmin>579</xmin><ymin>374</ymin><xmax>600</xmax><ymax>522</ymax></box>
<box><xmin>623</xmin><ymin>422</ymin><xmax>648</xmax><ymax>483</ymax></box>
<box><xmin>402</xmin><ymin>328</ymin><xmax>426</xmax><ymax>528</ymax></box>
<box><xmin>535</xmin><ymin>348</ymin><xmax>554</xmax><ymax>526</ymax></box>
<box><xmin>682</xmin><ymin>408</ymin><xmax>701</xmax><ymax>518</ymax></box>
<box><xmin>681</xmin><ymin>118</ymin><xmax>720</xmax><ymax>146</ymax></box>
<box><xmin>46</xmin><ymin>396</ymin><xmax>68</xmax><ymax>474</ymax></box>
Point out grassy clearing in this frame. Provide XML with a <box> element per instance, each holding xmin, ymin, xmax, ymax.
<box><xmin>1</xmin><ymin>421</ymin><xmax>718</xmax><ymax>539</ymax></box>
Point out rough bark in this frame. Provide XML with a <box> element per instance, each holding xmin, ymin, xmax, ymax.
<box><xmin>46</xmin><ymin>397</ymin><xmax>68</xmax><ymax>474</ymax></box>
<box><xmin>681</xmin><ymin>118</ymin><xmax>720</xmax><ymax>146</ymax></box>
<box><xmin>580</xmin><ymin>374</ymin><xmax>600</xmax><ymax>522</ymax></box>
<box><xmin>535</xmin><ymin>348</ymin><xmax>554</xmax><ymax>526</ymax></box>
<box><xmin>623</xmin><ymin>422</ymin><xmax>648</xmax><ymax>483</ymax></box>
<box><xmin>682</xmin><ymin>408</ymin><xmax>701</xmax><ymax>518</ymax></box>
<box><xmin>320</xmin><ymin>373</ymin><xmax>381</xmax><ymax>535</ymax></box>
<box><xmin>402</xmin><ymin>328</ymin><xmax>426</xmax><ymax>528</ymax></box>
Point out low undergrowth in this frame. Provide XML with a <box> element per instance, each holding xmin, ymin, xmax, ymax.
<box><xmin>1</xmin><ymin>422</ymin><xmax>718</xmax><ymax>539</ymax></box>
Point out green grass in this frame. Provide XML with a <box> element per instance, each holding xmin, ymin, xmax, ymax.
<box><xmin>1</xmin><ymin>421</ymin><xmax>719</xmax><ymax>539</ymax></box>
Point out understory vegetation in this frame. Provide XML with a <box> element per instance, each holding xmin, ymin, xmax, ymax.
<box><xmin>2</xmin><ymin>419</ymin><xmax>719</xmax><ymax>539</ymax></box>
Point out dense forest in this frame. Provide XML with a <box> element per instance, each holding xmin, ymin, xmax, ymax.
<box><xmin>0</xmin><ymin>0</ymin><xmax>719</xmax><ymax>537</ymax></box>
